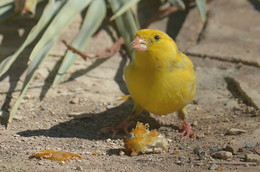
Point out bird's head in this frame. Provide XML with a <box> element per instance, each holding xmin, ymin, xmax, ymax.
<box><xmin>131</xmin><ymin>29</ymin><xmax>179</xmax><ymax>57</ymax></box>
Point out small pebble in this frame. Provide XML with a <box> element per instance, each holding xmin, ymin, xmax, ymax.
<box><xmin>180</xmin><ymin>145</ymin><xmax>187</xmax><ymax>150</ymax></box>
<box><xmin>245</xmin><ymin>154</ymin><xmax>260</xmax><ymax>162</ymax></box>
<box><xmin>222</xmin><ymin>118</ymin><xmax>229</xmax><ymax>122</ymax></box>
<box><xmin>176</xmin><ymin>160</ymin><xmax>182</xmax><ymax>165</ymax></box>
<box><xmin>199</xmin><ymin>151</ymin><xmax>208</xmax><ymax>160</ymax></box>
<box><xmin>167</xmin><ymin>138</ymin><xmax>173</xmax><ymax>143</ymax></box>
<box><xmin>212</xmin><ymin>151</ymin><xmax>232</xmax><ymax>160</ymax></box>
<box><xmin>196</xmin><ymin>133</ymin><xmax>205</xmax><ymax>139</ymax></box>
<box><xmin>193</xmin><ymin>147</ymin><xmax>201</xmax><ymax>155</ymax></box>
<box><xmin>238</xmin><ymin>148</ymin><xmax>244</xmax><ymax>152</ymax></box>
<box><xmin>225</xmin><ymin>128</ymin><xmax>247</xmax><ymax>135</ymax></box>
<box><xmin>37</xmin><ymin>161</ymin><xmax>44</xmax><ymax>165</ymax></box>
<box><xmin>195</xmin><ymin>162</ymin><xmax>203</xmax><ymax>166</ymax></box>
<box><xmin>244</xmin><ymin>163</ymin><xmax>249</xmax><ymax>167</ymax></box>
<box><xmin>245</xmin><ymin>143</ymin><xmax>254</xmax><ymax>148</ymax></box>
<box><xmin>210</xmin><ymin>147</ymin><xmax>220</xmax><ymax>153</ymax></box>
<box><xmin>246</xmin><ymin>106</ymin><xmax>255</xmax><ymax>113</ymax></box>
<box><xmin>224</xmin><ymin>145</ymin><xmax>237</xmax><ymax>154</ymax></box>
<box><xmin>106</xmin><ymin>104</ymin><xmax>116</xmax><ymax>109</ymax></box>
<box><xmin>191</xmin><ymin>121</ymin><xmax>198</xmax><ymax>127</ymax></box>
<box><xmin>76</xmin><ymin>166</ymin><xmax>83</xmax><ymax>171</ymax></box>
<box><xmin>119</xmin><ymin>151</ymin><xmax>125</xmax><ymax>156</ymax></box>
<box><xmin>188</xmin><ymin>157</ymin><xmax>192</xmax><ymax>163</ymax></box>
<box><xmin>70</xmin><ymin>97</ymin><xmax>79</xmax><ymax>104</ymax></box>
<box><xmin>209</xmin><ymin>163</ymin><xmax>219</xmax><ymax>170</ymax></box>
<box><xmin>236</xmin><ymin>62</ymin><xmax>243</xmax><ymax>69</ymax></box>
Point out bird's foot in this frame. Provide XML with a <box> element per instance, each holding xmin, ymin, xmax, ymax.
<box><xmin>177</xmin><ymin>120</ymin><xmax>195</xmax><ymax>139</ymax></box>
<box><xmin>100</xmin><ymin>119</ymin><xmax>134</xmax><ymax>137</ymax></box>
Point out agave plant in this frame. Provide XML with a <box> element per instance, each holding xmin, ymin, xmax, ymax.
<box><xmin>0</xmin><ymin>0</ymin><xmax>206</xmax><ymax>126</ymax></box>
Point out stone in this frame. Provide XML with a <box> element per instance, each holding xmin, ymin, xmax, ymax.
<box><xmin>187</xmin><ymin>0</ymin><xmax>260</xmax><ymax>67</ymax></box>
<box><xmin>238</xmin><ymin>148</ymin><xmax>244</xmax><ymax>152</ymax></box>
<box><xmin>196</xmin><ymin>133</ymin><xmax>205</xmax><ymax>139</ymax></box>
<box><xmin>245</xmin><ymin>154</ymin><xmax>260</xmax><ymax>162</ymax></box>
<box><xmin>180</xmin><ymin>145</ymin><xmax>187</xmax><ymax>150</ymax></box>
<box><xmin>210</xmin><ymin>147</ymin><xmax>220</xmax><ymax>153</ymax></box>
<box><xmin>209</xmin><ymin>163</ymin><xmax>219</xmax><ymax>170</ymax></box>
<box><xmin>224</xmin><ymin>145</ymin><xmax>237</xmax><ymax>154</ymax></box>
<box><xmin>191</xmin><ymin>121</ymin><xmax>198</xmax><ymax>127</ymax></box>
<box><xmin>70</xmin><ymin>97</ymin><xmax>79</xmax><ymax>104</ymax></box>
<box><xmin>245</xmin><ymin>143</ymin><xmax>254</xmax><ymax>148</ymax></box>
<box><xmin>199</xmin><ymin>151</ymin><xmax>208</xmax><ymax>160</ymax></box>
<box><xmin>76</xmin><ymin>166</ymin><xmax>83</xmax><ymax>171</ymax></box>
<box><xmin>119</xmin><ymin>151</ymin><xmax>125</xmax><ymax>156</ymax></box>
<box><xmin>225</xmin><ymin>128</ymin><xmax>247</xmax><ymax>135</ymax></box>
<box><xmin>224</xmin><ymin>76</ymin><xmax>260</xmax><ymax>110</ymax></box>
<box><xmin>212</xmin><ymin>151</ymin><xmax>233</xmax><ymax>160</ymax></box>
<box><xmin>193</xmin><ymin>147</ymin><xmax>201</xmax><ymax>155</ymax></box>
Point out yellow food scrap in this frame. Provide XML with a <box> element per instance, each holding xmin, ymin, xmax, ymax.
<box><xmin>124</xmin><ymin>122</ymin><xmax>168</xmax><ymax>156</ymax></box>
<box><xmin>32</xmin><ymin>149</ymin><xmax>82</xmax><ymax>161</ymax></box>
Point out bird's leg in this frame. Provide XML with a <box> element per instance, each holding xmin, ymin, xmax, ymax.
<box><xmin>100</xmin><ymin>104</ymin><xmax>143</xmax><ymax>137</ymax></box>
<box><xmin>177</xmin><ymin>107</ymin><xmax>195</xmax><ymax>139</ymax></box>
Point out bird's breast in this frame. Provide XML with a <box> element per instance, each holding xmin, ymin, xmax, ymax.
<box><xmin>124</xmin><ymin>64</ymin><xmax>196</xmax><ymax>115</ymax></box>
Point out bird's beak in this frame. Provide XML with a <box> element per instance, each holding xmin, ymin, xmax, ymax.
<box><xmin>131</xmin><ymin>37</ymin><xmax>147</xmax><ymax>51</ymax></box>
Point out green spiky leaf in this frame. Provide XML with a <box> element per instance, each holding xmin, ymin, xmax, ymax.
<box><xmin>109</xmin><ymin>0</ymin><xmax>139</xmax><ymax>60</ymax></box>
<box><xmin>0</xmin><ymin>0</ymin><xmax>15</xmax><ymax>22</ymax></box>
<box><xmin>167</xmin><ymin>0</ymin><xmax>185</xmax><ymax>10</ymax></box>
<box><xmin>195</xmin><ymin>0</ymin><xmax>206</xmax><ymax>22</ymax></box>
<box><xmin>110</xmin><ymin>0</ymin><xmax>140</xmax><ymax>21</ymax></box>
<box><xmin>0</xmin><ymin>0</ymin><xmax>65</xmax><ymax>78</ymax></box>
<box><xmin>8</xmin><ymin>0</ymin><xmax>91</xmax><ymax>125</ymax></box>
<box><xmin>52</xmin><ymin>0</ymin><xmax>107</xmax><ymax>87</ymax></box>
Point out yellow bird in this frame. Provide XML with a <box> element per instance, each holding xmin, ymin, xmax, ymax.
<box><xmin>103</xmin><ymin>29</ymin><xmax>196</xmax><ymax>139</ymax></box>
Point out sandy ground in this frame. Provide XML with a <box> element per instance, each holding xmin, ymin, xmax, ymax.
<box><xmin>0</xmin><ymin>0</ymin><xmax>260</xmax><ymax>171</ymax></box>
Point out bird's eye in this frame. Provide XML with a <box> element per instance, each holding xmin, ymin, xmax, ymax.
<box><xmin>154</xmin><ymin>35</ymin><xmax>160</xmax><ymax>41</ymax></box>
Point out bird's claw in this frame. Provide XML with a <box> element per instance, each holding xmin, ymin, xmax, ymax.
<box><xmin>177</xmin><ymin>120</ymin><xmax>195</xmax><ymax>140</ymax></box>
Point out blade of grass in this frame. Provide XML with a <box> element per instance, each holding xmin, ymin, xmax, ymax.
<box><xmin>0</xmin><ymin>1</ymin><xmax>15</xmax><ymax>23</ymax></box>
<box><xmin>28</xmin><ymin>0</ymin><xmax>91</xmax><ymax>62</ymax></box>
<box><xmin>167</xmin><ymin>0</ymin><xmax>185</xmax><ymax>10</ymax></box>
<box><xmin>0</xmin><ymin>3</ymin><xmax>13</xmax><ymax>13</ymax></box>
<box><xmin>0</xmin><ymin>0</ymin><xmax>65</xmax><ymax>77</ymax></box>
<box><xmin>195</xmin><ymin>0</ymin><xmax>206</xmax><ymax>22</ymax></box>
<box><xmin>8</xmin><ymin>37</ymin><xmax>58</xmax><ymax>127</ymax></box>
<box><xmin>109</xmin><ymin>0</ymin><xmax>139</xmax><ymax>60</ymax></box>
<box><xmin>0</xmin><ymin>0</ymin><xmax>14</xmax><ymax>6</ymax></box>
<box><xmin>52</xmin><ymin>0</ymin><xmax>107</xmax><ymax>87</ymax></box>
<box><xmin>8</xmin><ymin>0</ymin><xmax>92</xmax><ymax>125</ymax></box>
<box><xmin>110</xmin><ymin>0</ymin><xmax>140</xmax><ymax>21</ymax></box>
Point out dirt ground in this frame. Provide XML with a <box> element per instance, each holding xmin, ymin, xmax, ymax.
<box><xmin>0</xmin><ymin>0</ymin><xmax>260</xmax><ymax>171</ymax></box>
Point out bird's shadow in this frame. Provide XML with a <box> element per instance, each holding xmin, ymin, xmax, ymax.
<box><xmin>17</xmin><ymin>99</ymin><xmax>179</xmax><ymax>141</ymax></box>
<box><xmin>106</xmin><ymin>149</ymin><xmax>123</xmax><ymax>156</ymax></box>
